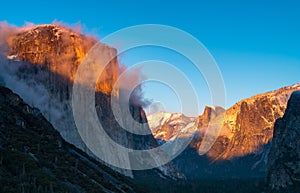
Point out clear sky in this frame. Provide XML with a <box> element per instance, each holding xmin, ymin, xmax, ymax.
<box><xmin>1</xmin><ymin>0</ymin><xmax>300</xmax><ymax>116</ymax></box>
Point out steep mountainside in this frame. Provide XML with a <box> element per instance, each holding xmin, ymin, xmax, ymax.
<box><xmin>267</xmin><ymin>91</ymin><xmax>300</xmax><ymax>192</ymax></box>
<box><xmin>147</xmin><ymin>84</ymin><xmax>300</xmax><ymax>184</ymax></box>
<box><xmin>149</xmin><ymin>84</ymin><xmax>300</xmax><ymax>161</ymax></box>
<box><xmin>0</xmin><ymin>24</ymin><xmax>181</xmax><ymax>179</ymax></box>
<box><xmin>211</xmin><ymin>84</ymin><xmax>300</xmax><ymax>160</ymax></box>
<box><xmin>3</xmin><ymin>24</ymin><xmax>117</xmax><ymax>146</ymax></box>
<box><xmin>0</xmin><ymin>86</ymin><xmax>146</xmax><ymax>193</ymax></box>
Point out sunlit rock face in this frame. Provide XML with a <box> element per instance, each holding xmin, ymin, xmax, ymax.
<box><xmin>0</xmin><ymin>24</ymin><xmax>181</xmax><ymax>178</ymax></box>
<box><xmin>9</xmin><ymin>24</ymin><xmax>91</xmax><ymax>68</ymax></box>
<box><xmin>148</xmin><ymin>84</ymin><xmax>300</xmax><ymax>161</ymax></box>
<box><xmin>197</xmin><ymin>106</ymin><xmax>225</xmax><ymax>130</ymax></box>
<box><xmin>267</xmin><ymin>91</ymin><xmax>300</xmax><ymax>192</ymax></box>
<box><xmin>3</xmin><ymin>24</ymin><xmax>121</xmax><ymax>149</ymax></box>
<box><xmin>146</xmin><ymin>85</ymin><xmax>300</xmax><ymax>181</ymax></box>
<box><xmin>212</xmin><ymin>84</ymin><xmax>300</xmax><ymax>160</ymax></box>
<box><xmin>8</xmin><ymin>24</ymin><xmax>118</xmax><ymax>94</ymax></box>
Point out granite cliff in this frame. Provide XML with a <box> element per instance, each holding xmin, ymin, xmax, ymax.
<box><xmin>267</xmin><ymin>91</ymin><xmax>300</xmax><ymax>192</ymax></box>
<box><xmin>0</xmin><ymin>23</ymin><xmax>181</xmax><ymax>180</ymax></box>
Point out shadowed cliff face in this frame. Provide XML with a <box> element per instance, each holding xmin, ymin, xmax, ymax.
<box><xmin>0</xmin><ymin>86</ymin><xmax>146</xmax><ymax>193</ymax></box>
<box><xmin>267</xmin><ymin>91</ymin><xmax>300</xmax><ymax>192</ymax></box>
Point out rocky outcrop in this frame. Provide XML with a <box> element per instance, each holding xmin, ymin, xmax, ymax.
<box><xmin>0</xmin><ymin>86</ymin><xmax>146</xmax><ymax>193</ymax></box>
<box><xmin>8</xmin><ymin>24</ymin><xmax>95</xmax><ymax>76</ymax></box>
<box><xmin>197</xmin><ymin>106</ymin><xmax>225</xmax><ymax>130</ymax></box>
<box><xmin>267</xmin><ymin>91</ymin><xmax>300</xmax><ymax>192</ymax></box>
<box><xmin>7</xmin><ymin>24</ymin><xmax>119</xmax><ymax>94</ymax></box>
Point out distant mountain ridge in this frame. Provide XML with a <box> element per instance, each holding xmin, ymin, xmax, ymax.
<box><xmin>147</xmin><ymin>83</ymin><xmax>300</xmax><ymax>184</ymax></box>
<box><xmin>147</xmin><ymin>111</ymin><xmax>198</xmax><ymax>141</ymax></box>
<box><xmin>148</xmin><ymin>83</ymin><xmax>300</xmax><ymax>161</ymax></box>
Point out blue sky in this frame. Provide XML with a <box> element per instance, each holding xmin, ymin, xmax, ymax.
<box><xmin>1</xmin><ymin>0</ymin><xmax>300</xmax><ymax>115</ymax></box>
